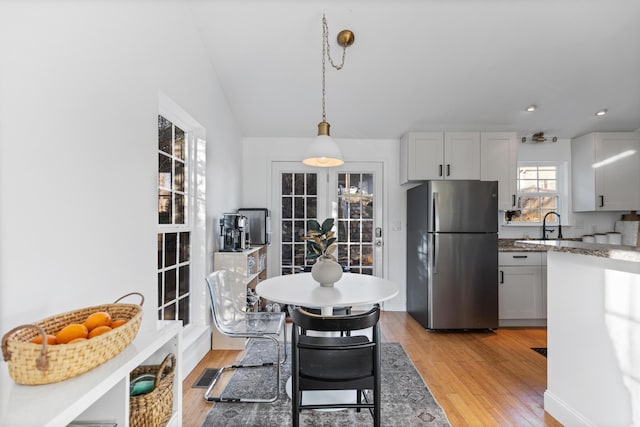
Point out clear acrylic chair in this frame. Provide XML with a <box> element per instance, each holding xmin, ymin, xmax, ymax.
<box><xmin>204</xmin><ymin>269</ymin><xmax>287</xmax><ymax>403</ymax></box>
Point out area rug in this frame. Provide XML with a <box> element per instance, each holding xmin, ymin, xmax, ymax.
<box><xmin>202</xmin><ymin>339</ymin><xmax>450</xmax><ymax>426</ymax></box>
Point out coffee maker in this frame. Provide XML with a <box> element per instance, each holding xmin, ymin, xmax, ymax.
<box><xmin>219</xmin><ymin>213</ymin><xmax>249</xmax><ymax>252</ymax></box>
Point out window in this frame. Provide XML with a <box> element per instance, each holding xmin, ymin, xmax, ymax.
<box><xmin>505</xmin><ymin>163</ymin><xmax>561</xmax><ymax>224</ymax></box>
<box><xmin>157</xmin><ymin>115</ymin><xmax>191</xmax><ymax>325</ymax></box>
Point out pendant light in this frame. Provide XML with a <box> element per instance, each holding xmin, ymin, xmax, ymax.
<box><xmin>302</xmin><ymin>14</ymin><xmax>354</xmax><ymax>167</ymax></box>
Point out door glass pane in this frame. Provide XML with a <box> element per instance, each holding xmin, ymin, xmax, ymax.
<box><xmin>336</xmin><ymin>172</ymin><xmax>376</xmax><ymax>274</ymax></box>
<box><xmin>279</xmin><ymin>173</ymin><xmax>317</xmax><ymax>274</ymax></box>
<box><xmin>306</xmin><ymin>174</ymin><xmax>317</xmax><ymax>195</ymax></box>
<box><xmin>294</xmin><ymin>173</ymin><xmax>305</xmax><ymax>195</ymax></box>
<box><xmin>282</xmin><ymin>174</ymin><xmax>292</xmax><ymax>195</ymax></box>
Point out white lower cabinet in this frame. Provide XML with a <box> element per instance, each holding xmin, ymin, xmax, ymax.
<box><xmin>498</xmin><ymin>252</ymin><xmax>547</xmax><ymax>327</ymax></box>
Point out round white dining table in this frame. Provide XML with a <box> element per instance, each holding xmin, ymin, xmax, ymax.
<box><xmin>256</xmin><ymin>272</ymin><xmax>399</xmax><ymax>408</ymax></box>
<box><xmin>255</xmin><ymin>272</ymin><xmax>399</xmax><ymax>315</ymax></box>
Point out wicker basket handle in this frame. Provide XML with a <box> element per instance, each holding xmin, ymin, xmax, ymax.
<box><xmin>1</xmin><ymin>324</ymin><xmax>49</xmax><ymax>371</ymax></box>
<box><xmin>155</xmin><ymin>353</ymin><xmax>175</xmax><ymax>386</ymax></box>
<box><xmin>114</xmin><ymin>292</ymin><xmax>144</xmax><ymax>306</ymax></box>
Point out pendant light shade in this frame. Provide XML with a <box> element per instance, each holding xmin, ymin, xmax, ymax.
<box><xmin>303</xmin><ymin>121</ymin><xmax>344</xmax><ymax>167</ymax></box>
<box><xmin>302</xmin><ymin>14</ymin><xmax>353</xmax><ymax>168</ymax></box>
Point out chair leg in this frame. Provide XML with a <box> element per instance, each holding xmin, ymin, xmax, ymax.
<box><xmin>292</xmin><ymin>390</ymin><xmax>300</xmax><ymax>427</ymax></box>
<box><xmin>280</xmin><ymin>322</ymin><xmax>288</xmax><ymax>365</ymax></box>
<box><xmin>203</xmin><ymin>336</ymin><xmax>281</xmax><ymax>403</ymax></box>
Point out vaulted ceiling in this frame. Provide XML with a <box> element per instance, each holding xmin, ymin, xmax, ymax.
<box><xmin>189</xmin><ymin>0</ymin><xmax>640</xmax><ymax>140</ymax></box>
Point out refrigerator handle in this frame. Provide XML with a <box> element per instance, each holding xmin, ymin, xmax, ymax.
<box><xmin>433</xmin><ymin>191</ymin><xmax>440</xmax><ymax>232</ymax></box>
<box><xmin>433</xmin><ymin>233</ymin><xmax>439</xmax><ymax>274</ymax></box>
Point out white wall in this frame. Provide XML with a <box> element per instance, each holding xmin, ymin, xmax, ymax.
<box><xmin>0</xmin><ymin>1</ymin><xmax>243</xmax><ymax>374</ymax></box>
<box><xmin>242</xmin><ymin>137</ymin><xmax>407</xmax><ymax>311</ymax></box>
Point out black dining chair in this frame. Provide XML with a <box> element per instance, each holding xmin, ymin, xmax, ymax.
<box><xmin>289</xmin><ymin>304</ymin><xmax>381</xmax><ymax>426</ymax></box>
<box><xmin>203</xmin><ymin>269</ymin><xmax>287</xmax><ymax>403</ymax></box>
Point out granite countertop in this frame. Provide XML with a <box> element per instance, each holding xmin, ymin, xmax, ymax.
<box><xmin>514</xmin><ymin>239</ymin><xmax>640</xmax><ymax>263</ymax></box>
<box><xmin>499</xmin><ymin>239</ymin><xmax>549</xmax><ymax>252</ymax></box>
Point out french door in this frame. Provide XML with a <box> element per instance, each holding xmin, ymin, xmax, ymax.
<box><xmin>270</xmin><ymin>162</ymin><xmax>384</xmax><ymax>277</ymax></box>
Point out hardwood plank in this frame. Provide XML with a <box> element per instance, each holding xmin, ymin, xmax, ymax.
<box><xmin>183</xmin><ymin>312</ymin><xmax>562</xmax><ymax>426</ymax></box>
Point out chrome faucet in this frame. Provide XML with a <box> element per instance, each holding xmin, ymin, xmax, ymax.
<box><xmin>542</xmin><ymin>212</ymin><xmax>563</xmax><ymax>240</ymax></box>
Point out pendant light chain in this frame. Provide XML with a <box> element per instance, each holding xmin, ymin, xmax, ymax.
<box><xmin>321</xmin><ymin>14</ymin><xmax>348</xmax><ymax>123</ymax></box>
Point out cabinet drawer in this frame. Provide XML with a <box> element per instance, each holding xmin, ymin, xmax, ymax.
<box><xmin>499</xmin><ymin>252</ymin><xmax>543</xmax><ymax>266</ymax></box>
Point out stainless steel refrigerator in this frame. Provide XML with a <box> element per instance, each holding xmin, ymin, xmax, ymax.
<box><xmin>407</xmin><ymin>180</ymin><xmax>498</xmax><ymax>330</ymax></box>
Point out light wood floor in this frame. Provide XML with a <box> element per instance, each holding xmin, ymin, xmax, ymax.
<box><xmin>182</xmin><ymin>312</ymin><xmax>562</xmax><ymax>426</ymax></box>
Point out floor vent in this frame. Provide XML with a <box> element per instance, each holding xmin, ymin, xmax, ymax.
<box><xmin>531</xmin><ymin>347</ymin><xmax>547</xmax><ymax>358</ymax></box>
<box><xmin>192</xmin><ymin>368</ymin><xmax>220</xmax><ymax>388</ymax></box>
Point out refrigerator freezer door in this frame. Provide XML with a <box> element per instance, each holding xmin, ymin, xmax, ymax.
<box><xmin>428</xmin><ymin>180</ymin><xmax>498</xmax><ymax>233</ymax></box>
<box><xmin>428</xmin><ymin>233</ymin><xmax>498</xmax><ymax>329</ymax></box>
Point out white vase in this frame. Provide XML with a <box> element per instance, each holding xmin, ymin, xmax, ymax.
<box><xmin>311</xmin><ymin>257</ymin><xmax>343</xmax><ymax>287</ymax></box>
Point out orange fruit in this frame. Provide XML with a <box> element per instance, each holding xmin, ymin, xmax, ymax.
<box><xmin>67</xmin><ymin>337</ymin><xmax>88</xmax><ymax>344</ymax></box>
<box><xmin>84</xmin><ymin>311</ymin><xmax>112</xmax><ymax>331</ymax></box>
<box><xmin>31</xmin><ymin>334</ymin><xmax>57</xmax><ymax>345</ymax></box>
<box><xmin>56</xmin><ymin>323</ymin><xmax>89</xmax><ymax>344</ymax></box>
<box><xmin>110</xmin><ymin>319</ymin><xmax>127</xmax><ymax>328</ymax></box>
<box><xmin>88</xmin><ymin>325</ymin><xmax>112</xmax><ymax>339</ymax></box>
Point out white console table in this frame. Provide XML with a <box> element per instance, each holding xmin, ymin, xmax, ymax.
<box><xmin>0</xmin><ymin>318</ymin><xmax>182</xmax><ymax>427</ymax></box>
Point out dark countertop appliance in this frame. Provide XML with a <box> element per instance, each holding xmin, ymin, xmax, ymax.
<box><xmin>220</xmin><ymin>213</ymin><xmax>249</xmax><ymax>252</ymax></box>
<box><xmin>407</xmin><ymin>180</ymin><xmax>498</xmax><ymax>330</ymax></box>
<box><xmin>238</xmin><ymin>208</ymin><xmax>271</xmax><ymax>246</ymax></box>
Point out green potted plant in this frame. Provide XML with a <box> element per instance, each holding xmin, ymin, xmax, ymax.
<box><xmin>305</xmin><ymin>218</ymin><xmax>338</xmax><ymax>261</ymax></box>
<box><xmin>304</xmin><ymin>218</ymin><xmax>342</xmax><ymax>286</ymax></box>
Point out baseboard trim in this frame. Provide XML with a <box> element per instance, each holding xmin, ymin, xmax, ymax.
<box><xmin>544</xmin><ymin>390</ymin><xmax>596</xmax><ymax>427</ymax></box>
<box><xmin>499</xmin><ymin>318</ymin><xmax>547</xmax><ymax>327</ymax></box>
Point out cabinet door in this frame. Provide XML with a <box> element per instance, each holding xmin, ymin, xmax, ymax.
<box><xmin>401</xmin><ymin>132</ymin><xmax>444</xmax><ymax>181</ymax></box>
<box><xmin>481</xmin><ymin>132</ymin><xmax>517</xmax><ymax>210</ymax></box>
<box><xmin>594</xmin><ymin>133</ymin><xmax>640</xmax><ymax>211</ymax></box>
<box><xmin>498</xmin><ymin>266</ymin><xmax>543</xmax><ymax>319</ymax></box>
<box><xmin>444</xmin><ymin>132</ymin><xmax>480</xmax><ymax>179</ymax></box>
<box><xmin>571</xmin><ymin>134</ymin><xmax>597</xmax><ymax>211</ymax></box>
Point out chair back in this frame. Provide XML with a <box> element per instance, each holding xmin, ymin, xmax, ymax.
<box><xmin>205</xmin><ymin>270</ymin><xmax>248</xmax><ymax>333</ymax></box>
<box><xmin>289</xmin><ymin>304</ymin><xmax>380</xmax><ymax>332</ymax></box>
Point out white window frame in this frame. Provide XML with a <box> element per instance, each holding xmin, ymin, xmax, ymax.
<box><xmin>504</xmin><ymin>161</ymin><xmax>569</xmax><ymax>226</ymax></box>
<box><xmin>158</xmin><ymin>93</ymin><xmax>207</xmax><ymax>336</ymax></box>
<box><xmin>157</xmin><ymin>114</ymin><xmax>193</xmax><ymax>324</ymax></box>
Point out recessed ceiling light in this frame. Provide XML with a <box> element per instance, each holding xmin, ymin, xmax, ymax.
<box><xmin>526</xmin><ymin>105</ymin><xmax>537</xmax><ymax>112</ymax></box>
<box><xmin>596</xmin><ymin>109</ymin><xmax>608</xmax><ymax>116</ymax></box>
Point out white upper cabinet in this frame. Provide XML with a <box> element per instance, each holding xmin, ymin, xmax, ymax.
<box><xmin>571</xmin><ymin>132</ymin><xmax>640</xmax><ymax>211</ymax></box>
<box><xmin>399</xmin><ymin>131</ymin><xmax>480</xmax><ymax>183</ymax></box>
<box><xmin>480</xmin><ymin>132</ymin><xmax>517</xmax><ymax>210</ymax></box>
<box><xmin>444</xmin><ymin>132</ymin><xmax>481</xmax><ymax>180</ymax></box>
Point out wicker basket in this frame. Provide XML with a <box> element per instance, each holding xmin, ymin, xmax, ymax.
<box><xmin>130</xmin><ymin>353</ymin><xmax>175</xmax><ymax>427</ymax></box>
<box><xmin>1</xmin><ymin>292</ymin><xmax>143</xmax><ymax>385</ymax></box>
